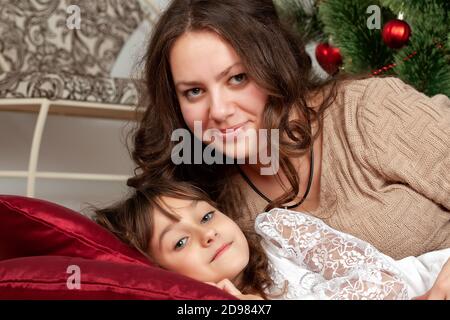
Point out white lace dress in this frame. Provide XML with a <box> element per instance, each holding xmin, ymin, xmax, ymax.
<box><xmin>255</xmin><ymin>208</ymin><xmax>450</xmax><ymax>300</ymax></box>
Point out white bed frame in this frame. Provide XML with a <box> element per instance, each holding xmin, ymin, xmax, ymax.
<box><xmin>0</xmin><ymin>99</ymin><xmax>139</xmax><ymax>197</ymax></box>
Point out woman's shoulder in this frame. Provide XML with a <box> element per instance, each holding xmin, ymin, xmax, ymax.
<box><xmin>309</xmin><ymin>76</ymin><xmax>403</xmax><ymax>121</ymax></box>
<box><xmin>336</xmin><ymin>76</ymin><xmax>414</xmax><ymax>103</ymax></box>
<box><xmin>326</xmin><ymin>75</ymin><xmax>445</xmax><ymax>125</ymax></box>
<box><xmin>338</xmin><ymin>76</ymin><xmax>449</xmax><ymax>123</ymax></box>
<box><xmin>336</xmin><ymin>75</ymin><xmax>448</xmax><ymax>109</ymax></box>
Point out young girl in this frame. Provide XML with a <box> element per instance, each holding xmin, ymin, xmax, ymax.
<box><xmin>94</xmin><ymin>182</ymin><xmax>450</xmax><ymax>300</ymax></box>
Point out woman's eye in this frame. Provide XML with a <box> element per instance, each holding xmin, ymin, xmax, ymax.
<box><xmin>230</xmin><ymin>73</ymin><xmax>247</xmax><ymax>85</ymax></box>
<box><xmin>184</xmin><ymin>88</ymin><xmax>202</xmax><ymax>99</ymax></box>
<box><xmin>174</xmin><ymin>237</ymin><xmax>188</xmax><ymax>250</ymax></box>
<box><xmin>201</xmin><ymin>211</ymin><xmax>214</xmax><ymax>223</ymax></box>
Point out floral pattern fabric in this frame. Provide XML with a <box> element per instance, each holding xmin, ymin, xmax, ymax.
<box><xmin>0</xmin><ymin>0</ymin><xmax>156</xmax><ymax>105</ymax></box>
<box><xmin>0</xmin><ymin>71</ymin><xmax>139</xmax><ymax>105</ymax></box>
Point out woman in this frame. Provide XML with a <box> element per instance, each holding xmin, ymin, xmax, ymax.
<box><xmin>128</xmin><ymin>0</ymin><xmax>449</xmax><ymax>266</ymax></box>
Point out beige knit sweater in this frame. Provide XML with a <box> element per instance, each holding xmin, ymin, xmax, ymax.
<box><xmin>236</xmin><ymin>77</ymin><xmax>450</xmax><ymax>260</ymax></box>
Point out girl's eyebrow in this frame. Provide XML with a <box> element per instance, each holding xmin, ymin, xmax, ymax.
<box><xmin>158</xmin><ymin>200</ymin><xmax>199</xmax><ymax>249</ymax></box>
<box><xmin>159</xmin><ymin>222</ymin><xmax>177</xmax><ymax>250</ymax></box>
<box><xmin>175</xmin><ymin>62</ymin><xmax>242</xmax><ymax>88</ymax></box>
<box><xmin>188</xmin><ymin>199</ymin><xmax>199</xmax><ymax>209</ymax></box>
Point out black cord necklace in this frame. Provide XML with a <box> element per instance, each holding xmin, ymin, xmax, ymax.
<box><xmin>237</xmin><ymin>146</ymin><xmax>314</xmax><ymax>209</ymax></box>
<box><xmin>237</xmin><ymin>115</ymin><xmax>314</xmax><ymax>209</ymax></box>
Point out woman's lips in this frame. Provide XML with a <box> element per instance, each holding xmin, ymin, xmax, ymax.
<box><xmin>217</xmin><ymin>122</ymin><xmax>248</xmax><ymax>139</ymax></box>
<box><xmin>211</xmin><ymin>242</ymin><xmax>232</xmax><ymax>262</ymax></box>
<box><xmin>219</xmin><ymin>122</ymin><xmax>247</xmax><ymax>133</ymax></box>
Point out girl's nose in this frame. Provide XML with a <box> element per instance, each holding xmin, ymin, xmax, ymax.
<box><xmin>201</xmin><ymin>227</ymin><xmax>218</xmax><ymax>246</ymax></box>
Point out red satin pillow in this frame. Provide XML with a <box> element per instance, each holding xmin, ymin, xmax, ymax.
<box><xmin>0</xmin><ymin>256</ymin><xmax>234</xmax><ymax>300</ymax></box>
<box><xmin>0</xmin><ymin>195</ymin><xmax>149</xmax><ymax>265</ymax></box>
<box><xmin>0</xmin><ymin>195</ymin><xmax>234</xmax><ymax>300</ymax></box>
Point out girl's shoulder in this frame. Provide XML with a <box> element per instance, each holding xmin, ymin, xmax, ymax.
<box><xmin>255</xmin><ymin>207</ymin><xmax>323</xmax><ymax>227</ymax></box>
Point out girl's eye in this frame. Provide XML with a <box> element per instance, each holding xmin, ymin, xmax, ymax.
<box><xmin>174</xmin><ymin>237</ymin><xmax>188</xmax><ymax>250</ymax></box>
<box><xmin>184</xmin><ymin>88</ymin><xmax>203</xmax><ymax>99</ymax></box>
<box><xmin>230</xmin><ymin>73</ymin><xmax>247</xmax><ymax>85</ymax></box>
<box><xmin>201</xmin><ymin>211</ymin><xmax>214</xmax><ymax>223</ymax></box>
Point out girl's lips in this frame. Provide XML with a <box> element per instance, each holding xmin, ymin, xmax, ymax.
<box><xmin>211</xmin><ymin>242</ymin><xmax>232</xmax><ymax>262</ymax></box>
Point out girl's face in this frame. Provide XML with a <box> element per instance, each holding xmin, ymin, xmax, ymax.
<box><xmin>149</xmin><ymin>197</ymin><xmax>250</xmax><ymax>284</ymax></box>
<box><xmin>170</xmin><ymin>30</ymin><xmax>269</xmax><ymax>161</ymax></box>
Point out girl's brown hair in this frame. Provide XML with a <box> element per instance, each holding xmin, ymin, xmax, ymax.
<box><xmin>94</xmin><ymin>180</ymin><xmax>275</xmax><ymax>299</ymax></box>
<box><xmin>127</xmin><ymin>0</ymin><xmax>365</xmax><ymax>220</ymax></box>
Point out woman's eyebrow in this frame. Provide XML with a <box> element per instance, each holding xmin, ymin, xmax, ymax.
<box><xmin>213</xmin><ymin>62</ymin><xmax>242</xmax><ymax>81</ymax></box>
<box><xmin>175</xmin><ymin>62</ymin><xmax>242</xmax><ymax>88</ymax></box>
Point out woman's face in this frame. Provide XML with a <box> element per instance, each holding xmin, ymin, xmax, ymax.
<box><xmin>170</xmin><ymin>30</ymin><xmax>269</xmax><ymax>161</ymax></box>
<box><xmin>149</xmin><ymin>197</ymin><xmax>250</xmax><ymax>284</ymax></box>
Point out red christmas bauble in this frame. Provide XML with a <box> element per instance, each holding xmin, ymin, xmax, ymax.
<box><xmin>382</xmin><ymin>19</ymin><xmax>411</xmax><ymax>49</ymax></box>
<box><xmin>315</xmin><ymin>43</ymin><xmax>343</xmax><ymax>75</ymax></box>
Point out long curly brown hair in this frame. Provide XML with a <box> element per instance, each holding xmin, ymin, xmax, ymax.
<box><xmin>127</xmin><ymin>0</ymin><xmax>366</xmax><ymax>224</ymax></box>
<box><xmin>93</xmin><ymin>180</ymin><xmax>275</xmax><ymax>299</ymax></box>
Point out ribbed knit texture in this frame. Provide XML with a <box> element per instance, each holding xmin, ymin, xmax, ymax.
<box><xmin>237</xmin><ymin>77</ymin><xmax>450</xmax><ymax>260</ymax></box>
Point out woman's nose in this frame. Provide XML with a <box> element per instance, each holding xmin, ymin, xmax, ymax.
<box><xmin>209</xmin><ymin>91</ymin><xmax>234</xmax><ymax>123</ymax></box>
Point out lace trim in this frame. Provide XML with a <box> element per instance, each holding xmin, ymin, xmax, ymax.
<box><xmin>257</xmin><ymin>208</ymin><xmax>409</xmax><ymax>300</ymax></box>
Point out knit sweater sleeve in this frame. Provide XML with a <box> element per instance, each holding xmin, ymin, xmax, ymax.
<box><xmin>358</xmin><ymin>77</ymin><xmax>450</xmax><ymax>210</ymax></box>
